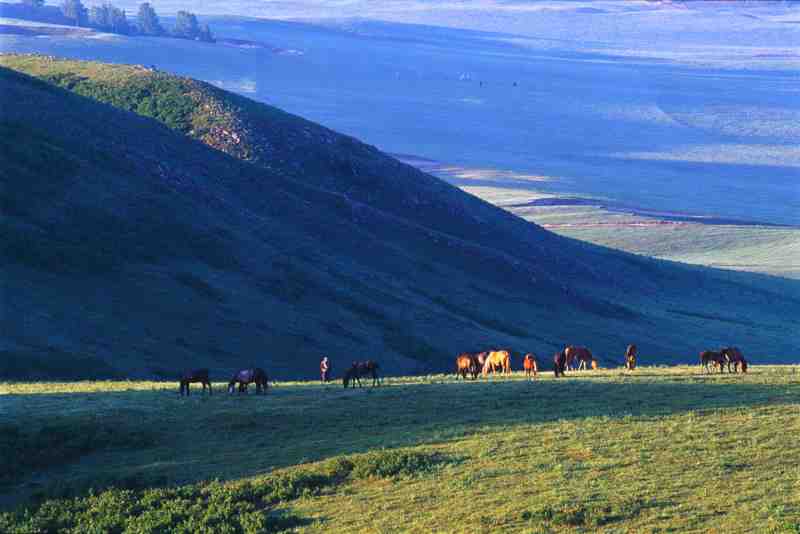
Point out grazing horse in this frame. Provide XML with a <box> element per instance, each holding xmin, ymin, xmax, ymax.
<box><xmin>522</xmin><ymin>353</ymin><xmax>538</xmax><ymax>378</ymax></box>
<box><xmin>721</xmin><ymin>347</ymin><xmax>748</xmax><ymax>373</ymax></box>
<box><xmin>625</xmin><ymin>344</ymin><xmax>638</xmax><ymax>370</ymax></box>
<box><xmin>482</xmin><ymin>350</ymin><xmax>511</xmax><ymax>376</ymax></box>
<box><xmin>564</xmin><ymin>346</ymin><xmax>597</xmax><ymax>371</ymax></box>
<box><xmin>343</xmin><ymin>361</ymin><xmax>381</xmax><ymax>388</ymax></box>
<box><xmin>474</xmin><ymin>352</ymin><xmax>489</xmax><ymax>375</ymax></box>
<box><xmin>180</xmin><ymin>369</ymin><xmax>212</xmax><ymax>396</ymax></box>
<box><xmin>455</xmin><ymin>353</ymin><xmax>479</xmax><ymax>380</ymax></box>
<box><xmin>553</xmin><ymin>350</ymin><xmax>567</xmax><ymax>378</ymax></box>
<box><xmin>699</xmin><ymin>351</ymin><xmax>727</xmax><ymax>374</ymax></box>
<box><xmin>228</xmin><ymin>368</ymin><xmax>269</xmax><ymax>394</ymax></box>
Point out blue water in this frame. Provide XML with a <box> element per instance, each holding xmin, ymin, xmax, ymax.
<box><xmin>2</xmin><ymin>2</ymin><xmax>798</xmax><ymax>225</ymax></box>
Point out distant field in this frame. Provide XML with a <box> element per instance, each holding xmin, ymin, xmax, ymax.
<box><xmin>2</xmin><ymin>366</ymin><xmax>799</xmax><ymax>532</ymax></box>
<box><xmin>422</xmin><ymin>169</ymin><xmax>800</xmax><ymax>280</ymax></box>
<box><xmin>525</xmin><ymin>204</ymin><xmax>800</xmax><ymax>280</ymax></box>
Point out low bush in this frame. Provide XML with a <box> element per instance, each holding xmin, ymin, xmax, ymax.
<box><xmin>526</xmin><ymin>498</ymin><xmax>652</xmax><ymax>528</ymax></box>
<box><xmin>0</xmin><ymin>484</ymin><xmax>306</xmax><ymax>534</ymax></box>
<box><xmin>349</xmin><ymin>450</ymin><xmax>450</xmax><ymax>480</ymax></box>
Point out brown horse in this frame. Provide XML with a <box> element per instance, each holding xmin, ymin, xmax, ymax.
<box><xmin>553</xmin><ymin>350</ymin><xmax>567</xmax><ymax>378</ymax></box>
<box><xmin>455</xmin><ymin>353</ymin><xmax>478</xmax><ymax>380</ymax></box>
<box><xmin>625</xmin><ymin>344</ymin><xmax>638</xmax><ymax>370</ymax></box>
<box><xmin>523</xmin><ymin>353</ymin><xmax>538</xmax><ymax>378</ymax></box>
<box><xmin>564</xmin><ymin>346</ymin><xmax>597</xmax><ymax>371</ymax></box>
<box><xmin>180</xmin><ymin>368</ymin><xmax>212</xmax><ymax>396</ymax></box>
<box><xmin>721</xmin><ymin>347</ymin><xmax>748</xmax><ymax>373</ymax></box>
<box><xmin>482</xmin><ymin>350</ymin><xmax>511</xmax><ymax>376</ymax></box>
<box><xmin>228</xmin><ymin>368</ymin><xmax>269</xmax><ymax>394</ymax></box>
<box><xmin>343</xmin><ymin>361</ymin><xmax>381</xmax><ymax>388</ymax></box>
<box><xmin>699</xmin><ymin>351</ymin><xmax>727</xmax><ymax>374</ymax></box>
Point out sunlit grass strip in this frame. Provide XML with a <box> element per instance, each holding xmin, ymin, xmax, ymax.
<box><xmin>2</xmin><ymin>365</ymin><xmax>799</xmax><ymax>395</ymax></box>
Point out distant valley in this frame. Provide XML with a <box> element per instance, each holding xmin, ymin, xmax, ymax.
<box><xmin>1</xmin><ymin>1</ymin><xmax>798</xmax><ymax>283</ymax></box>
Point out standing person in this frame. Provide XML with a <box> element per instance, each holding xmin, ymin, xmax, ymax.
<box><xmin>320</xmin><ymin>356</ymin><xmax>331</xmax><ymax>383</ymax></box>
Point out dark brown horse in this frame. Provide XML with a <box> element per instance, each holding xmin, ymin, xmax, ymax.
<box><xmin>625</xmin><ymin>344</ymin><xmax>638</xmax><ymax>370</ymax></box>
<box><xmin>455</xmin><ymin>353</ymin><xmax>478</xmax><ymax>380</ymax></box>
<box><xmin>553</xmin><ymin>350</ymin><xmax>567</xmax><ymax>378</ymax></box>
<box><xmin>474</xmin><ymin>352</ymin><xmax>489</xmax><ymax>376</ymax></box>
<box><xmin>180</xmin><ymin>368</ymin><xmax>212</xmax><ymax>396</ymax></box>
<box><xmin>721</xmin><ymin>347</ymin><xmax>748</xmax><ymax>373</ymax></box>
<box><xmin>228</xmin><ymin>368</ymin><xmax>269</xmax><ymax>394</ymax></box>
<box><xmin>564</xmin><ymin>346</ymin><xmax>597</xmax><ymax>371</ymax></box>
<box><xmin>523</xmin><ymin>353</ymin><xmax>538</xmax><ymax>378</ymax></box>
<box><xmin>699</xmin><ymin>351</ymin><xmax>726</xmax><ymax>374</ymax></box>
<box><xmin>343</xmin><ymin>361</ymin><xmax>381</xmax><ymax>388</ymax></box>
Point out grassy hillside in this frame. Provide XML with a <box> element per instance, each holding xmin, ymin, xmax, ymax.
<box><xmin>1</xmin><ymin>55</ymin><xmax>799</xmax><ymax>381</ymax></box>
<box><xmin>2</xmin><ymin>368</ymin><xmax>799</xmax><ymax>531</ymax></box>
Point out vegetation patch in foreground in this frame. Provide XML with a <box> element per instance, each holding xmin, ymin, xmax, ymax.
<box><xmin>0</xmin><ymin>450</ymin><xmax>450</xmax><ymax>533</ymax></box>
<box><xmin>524</xmin><ymin>498</ymin><xmax>656</xmax><ymax>528</ymax></box>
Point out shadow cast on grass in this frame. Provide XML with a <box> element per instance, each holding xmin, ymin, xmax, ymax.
<box><xmin>1</xmin><ymin>375</ymin><xmax>797</xmax><ymax>510</ymax></box>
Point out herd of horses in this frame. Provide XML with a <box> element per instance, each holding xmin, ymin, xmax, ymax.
<box><xmin>179</xmin><ymin>367</ymin><xmax>269</xmax><ymax>396</ymax></box>
<box><xmin>178</xmin><ymin>361</ymin><xmax>382</xmax><ymax>395</ymax></box>
<box><xmin>178</xmin><ymin>345</ymin><xmax>747</xmax><ymax>395</ymax></box>
<box><xmin>456</xmin><ymin>345</ymin><xmax>614</xmax><ymax>380</ymax></box>
<box><xmin>456</xmin><ymin>344</ymin><xmax>748</xmax><ymax>380</ymax></box>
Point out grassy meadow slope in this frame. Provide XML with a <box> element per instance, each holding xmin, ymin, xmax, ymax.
<box><xmin>1</xmin><ymin>368</ymin><xmax>799</xmax><ymax>532</ymax></box>
<box><xmin>1</xmin><ymin>55</ymin><xmax>799</xmax><ymax>381</ymax></box>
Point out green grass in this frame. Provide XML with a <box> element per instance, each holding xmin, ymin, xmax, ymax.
<box><xmin>2</xmin><ymin>366</ymin><xmax>799</xmax><ymax>532</ymax></box>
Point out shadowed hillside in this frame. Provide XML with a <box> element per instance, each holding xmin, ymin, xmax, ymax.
<box><xmin>1</xmin><ymin>56</ymin><xmax>798</xmax><ymax>379</ymax></box>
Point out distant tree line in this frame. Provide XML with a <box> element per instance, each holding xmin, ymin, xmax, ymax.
<box><xmin>19</xmin><ymin>0</ymin><xmax>214</xmax><ymax>42</ymax></box>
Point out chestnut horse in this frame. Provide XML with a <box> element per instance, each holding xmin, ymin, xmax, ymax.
<box><xmin>553</xmin><ymin>350</ymin><xmax>567</xmax><ymax>378</ymax></box>
<box><xmin>343</xmin><ymin>361</ymin><xmax>381</xmax><ymax>388</ymax></box>
<box><xmin>523</xmin><ymin>353</ymin><xmax>538</xmax><ymax>378</ymax></box>
<box><xmin>564</xmin><ymin>346</ymin><xmax>597</xmax><ymax>371</ymax></box>
<box><xmin>721</xmin><ymin>347</ymin><xmax>748</xmax><ymax>373</ymax></box>
<box><xmin>482</xmin><ymin>350</ymin><xmax>511</xmax><ymax>376</ymax></box>
<box><xmin>625</xmin><ymin>344</ymin><xmax>638</xmax><ymax>370</ymax></box>
<box><xmin>180</xmin><ymin>369</ymin><xmax>212</xmax><ymax>396</ymax></box>
<box><xmin>228</xmin><ymin>368</ymin><xmax>269</xmax><ymax>394</ymax></box>
<box><xmin>455</xmin><ymin>353</ymin><xmax>478</xmax><ymax>380</ymax></box>
<box><xmin>699</xmin><ymin>351</ymin><xmax>726</xmax><ymax>374</ymax></box>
